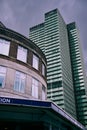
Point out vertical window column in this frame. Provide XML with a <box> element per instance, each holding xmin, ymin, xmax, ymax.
<box><xmin>42</xmin><ymin>85</ymin><xmax>46</xmax><ymax>100</ymax></box>
<box><xmin>17</xmin><ymin>46</ymin><xmax>27</xmax><ymax>63</ymax></box>
<box><xmin>32</xmin><ymin>78</ymin><xmax>39</xmax><ymax>98</ymax></box>
<box><xmin>32</xmin><ymin>54</ymin><xmax>39</xmax><ymax>70</ymax></box>
<box><xmin>14</xmin><ymin>71</ymin><xmax>26</xmax><ymax>93</ymax></box>
<box><xmin>0</xmin><ymin>66</ymin><xmax>6</xmax><ymax>88</ymax></box>
<box><xmin>42</xmin><ymin>63</ymin><xmax>45</xmax><ymax>76</ymax></box>
<box><xmin>0</xmin><ymin>39</ymin><xmax>10</xmax><ymax>56</ymax></box>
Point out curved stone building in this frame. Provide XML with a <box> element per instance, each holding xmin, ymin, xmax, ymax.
<box><xmin>0</xmin><ymin>22</ymin><xmax>47</xmax><ymax>100</ymax></box>
<box><xmin>0</xmin><ymin>22</ymin><xmax>86</xmax><ymax>130</ymax></box>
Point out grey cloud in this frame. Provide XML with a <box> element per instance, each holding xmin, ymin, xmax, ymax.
<box><xmin>0</xmin><ymin>0</ymin><xmax>87</xmax><ymax>71</ymax></box>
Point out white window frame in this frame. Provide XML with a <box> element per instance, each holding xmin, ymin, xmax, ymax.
<box><xmin>42</xmin><ymin>63</ymin><xmax>45</xmax><ymax>76</ymax></box>
<box><xmin>42</xmin><ymin>85</ymin><xmax>45</xmax><ymax>100</ymax></box>
<box><xmin>14</xmin><ymin>71</ymin><xmax>26</xmax><ymax>93</ymax></box>
<box><xmin>32</xmin><ymin>78</ymin><xmax>38</xmax><ymax>98</ymax></box>
<box><xmin>17</xmin><ymin>46</ymin><xmax>27</xmax><ymax>63</ymax></box>
<box><xmin>0</xmin><ymin>39</ymin><xmax>10</xmax><ymax>56</ymax></box>
<box><xmin>0</xmin><ymin>66</ymin><xmax>6</xmax><ymax>88</ymax></box>
<box><xmin>32</xmin><ymin>54</ymin><xmax>39</xmax><ymax>70</ymax></box>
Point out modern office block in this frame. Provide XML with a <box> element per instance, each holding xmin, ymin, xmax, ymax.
<box><xmin>67</xmin><ymin>22</ymin><xmax>87</xmax><ymax>127</ymax></box>
<box><xmin>29</xmin><ymin>9</ymin><xmax>87</xmax><ymax>127</ymax></box>
<box><xmin>29</xmin><ymin>9</ymin><xmax>76</xmax><ymax>119</ymax></box>
<box><xmin>30</xmin><ymin>23</ymin><xmax>45</xmax><ymax>53</ymax></box>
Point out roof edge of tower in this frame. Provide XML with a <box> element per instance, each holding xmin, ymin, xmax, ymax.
<box><xmin>0</xmin><ymin>21</ymin><xmax>6</xmax><ymax>28</ymax></box>
<box><xmin>45</xmin><ymin>8</ymin><xmax>58</xmax><ymax>16</ymax></box>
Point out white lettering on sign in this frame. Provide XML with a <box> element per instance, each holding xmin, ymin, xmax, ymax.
<box><xmin>0</xmin><ymin>98</ymin><xmax>10</xmax><ymax>103</ymax></box>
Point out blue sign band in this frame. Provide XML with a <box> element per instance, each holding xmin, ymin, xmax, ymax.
<box><xmin>0</xmin><ymin>97</ymin><xmax>51</xmax><ymax>108</ymax></box>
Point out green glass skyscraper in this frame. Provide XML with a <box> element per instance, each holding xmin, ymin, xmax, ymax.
<box><xmin>29</xmin><ymin>9</ymin><xmax>87</xmax><ymax>127</ymax></box>
<box><xmin>67</xmin><ymin>22</ymin><xmax>87</xmax><ymax>127</ymax></box>
<box><xmin>29</xmin><ymin>9</ymin><xmax>76</xmax><ymax>119</ymax></box>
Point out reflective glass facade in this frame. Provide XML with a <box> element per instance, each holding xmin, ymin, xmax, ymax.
<box><xmin>29</xmin><ymin>9</ymin><xmax>87</xmax><ymax>127</ymax></box>
<box><xmin>67</xmin><ymin>23</ymin><xmax>87</xmax><ymax>127</ymax></box>
<box><xmin>29</xmin><ymin>9</ymin><xmax>76</xmax><ymax>119</ymax></box>
<box><xmin>29</xmin><ymin>23</ymin><xmax>45</xmax><ymax>53</ymax></box>
<box><xmin>44</xmin><ymin>10</ymin><xmax>76</xmax><ymax>118</ymax></box>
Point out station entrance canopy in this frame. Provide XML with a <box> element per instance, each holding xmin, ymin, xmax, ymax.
<box><xmin>0</xmin><ymin>97</ymin><xmax>86</xmax><ymax>130</ymax></box>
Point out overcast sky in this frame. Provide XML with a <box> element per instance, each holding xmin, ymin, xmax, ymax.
<box><xmin>0</xmin><ymin>0</ymin><xmax>87</xmax><ymax>72</ymax></box>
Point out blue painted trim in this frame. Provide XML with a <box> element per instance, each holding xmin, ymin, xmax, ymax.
<box><xmin>0</xmin><ymin>97</ymin><xmax>51</xmax><ymax>108</ymax></box>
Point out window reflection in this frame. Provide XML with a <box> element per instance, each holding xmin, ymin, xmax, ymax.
<box><xmin>0</xmin><ymin>66</ymin><xmax>6</xmax><ymax>88</ymax></box>
<box><xmin>14</xmin><ymin>71</ymin><xmax>26</xmax><ymax>93</ymax></box>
